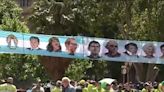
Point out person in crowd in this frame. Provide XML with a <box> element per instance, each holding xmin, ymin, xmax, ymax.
<box><xmin>0</xmin><ymin>77</ymin><xmax>17</xmax><ymax>92</ymax></box>
<box><xmin>44</xmin><ymin>80</ymin><xmax>53</xmax><ymax>92</ymax></box>
<box><xmin>61</xmin><ymin>77</ymin><xmax>75</xmax><ymax>92</ymax></box>
<box><xmin>47</xmin><ymin>37</ymin><xmax>61</xmax><ymax>52</ymax></box>
<box><xmin>142</xmin><ymin>43</ymin><xmax>155</xmax><ymax>58</ymax></box>
<box><xmin>6</xmin><ymin>34</ymin><xmax>18</xmax><ymax>49</ymax></box>
<box><xmin>160</xmin><ymin>44</ymin><xmax>164</xmax><ymax>59</ymax></box>
<box><xmin>124</xmin><ymin>42</ymin><xmax>139</xmax><ymax>57</ymax></box>
<box><xmin>87</xmin><ymin>41</ymin><xmax>101</xmax><ymax>59</ymax></box>
<box><xmin>27</xmin><ymin>36</ymin><xmax>42</xmax><ymax>50</ymax></box>
<box><xmin>51</xmin><ymin>80</ymin><xmax>62</xmax><ymax>92</ymax></box>
<box><xmin>70</xmin><ymin>80</ymin><xmax>76</xmax><ymax>87</ymax></box>
<box><xmin>141</xmin><ymin>82</ymin><xmax>153</xmax><ymax>92</ymax></box>
<box><xmin>87</xmin><ymin>80</ymin><xmax>98</xmax><ymax>92</ymax></box>
<box><xmin>96</xmin><ymin>82</ymin><xmax>105</xmax><ymax>92</ymax></box>
<box><xmin>31</xmin><ymin>79</ymin><xmax>45</xmax><ymax>92</ymax></box>
<box><xmin>104</xmin><ymin>40</ymin><xmax>121</xmax><ymax>57</ymax></box>
<box><xmin>65</xmin><ymin>38</ymin><xmax>78</xmax><ymax>55</ymax></box>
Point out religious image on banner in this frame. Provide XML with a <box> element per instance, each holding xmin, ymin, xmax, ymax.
<box><xmin>0</xmin><ymin>31</ymin><xmax>24</xmax><ymax>54</ymax></box>
<box><xmin>6</xmin><ymin>34</ymin><xmax>18</xmax><ymax>49</ymax></box>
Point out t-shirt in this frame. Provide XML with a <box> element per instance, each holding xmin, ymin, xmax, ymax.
<box><xmin>0</xmin><ymin>83</ymin><xmax>17</xmax><ymax>92</ymax></box>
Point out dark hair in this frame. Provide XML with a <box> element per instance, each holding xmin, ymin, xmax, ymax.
<box><xmin>30</xmin><ymin>36</ymin><xmax>40</xmax><ymax>43</ymax></box>
<box><xmin>160</xmin><ymin>44</ymin><xmax>164</xmax><ymax>49</ymax></box>
<box><xmin>125</xmin><ymin>43</ymin><xmax>138</xmax><ymax>50</ymax></box>
<box><xmin>47</xmin><ymin>37</ymin><xmax>61</xmax><ymax>52</ymax></box>
<box><xmin>88</xmin><ymin>41</ymin><xmax>100</xmax><ymax>50</ymax></box>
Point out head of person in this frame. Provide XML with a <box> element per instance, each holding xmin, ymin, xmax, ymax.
<box><xmin>125</xmin><ymin>43</ymin><xmax>138</xmax><ymax>54</ymax></box>
<box><xmin>144</xmin><ymin>82</ymin><xmax>151</xmax><ymax>90</ymax></box>
<box><xmin>56</xmin><ymin>80</ymin><xmax>62</xmax><ymax>88</ymax></box>
<box><xmin>160</xmin><ymin>81</ymin><xmax>164</xmax><ymax>91</ymax></box>
<box><xmin>29</xmin><ymin>36</ymin><xmax>40</xmax><ymax>49</ymax></box>
<box><xmin>36</xmin><ymin>79</ymin><xmax>42</xmax><ymax>87</ymax></box>
<box><xmin>105</xmin><ymin>40</ymin><xmax>118</xmax><ymax>53</ymax></box>
<box><xmin>160</xmin><ymin>44</ymin><xmax>164</xmax><ymax>55</ymax></box>
<box><xmin>6</xmin><ymin>77</ymin><xmax>13</xmax><ymax>84</ymax></box>
<box><xmin>62</xmin><ymin>77</ymin><xmax>70</xmax><ymax>88</ymax></box>
<box><xmin>143</xmin><ymin>43</ymin><xmax>155</xmax><ymax>57</ymax></box>
<box><xmin>78</xmin><ymin>80</ymin><xmax>85</xmax><ymax>87</ymax></box>
<box><xmin>47</xmin><ymin>37</ymin><xmax>61</xmax><ymax>52</ymax></box>
<box><xmin>88</xmin><ymin>41</ymin><xmax>100</xmax><ymax>56</ymax></box>
<box><xmin>65</xmin><ymin>38</ymin><xmax>78</xmax><ymax>55</ymax></box>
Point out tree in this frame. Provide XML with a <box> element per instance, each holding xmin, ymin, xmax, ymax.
<box><xmin>113</xmin><ymin>0</ymin><xmax>164</xmax><ymax>82</ymax></box>
<box><xmin>0</xmin><ymin>0</ymin><xmax>48</xmax><ymax>88</ymax></box>
<box><xmin>29</xmin><ymin>0</ymin><xmax>164</xmax><ymax>82</ymax></box>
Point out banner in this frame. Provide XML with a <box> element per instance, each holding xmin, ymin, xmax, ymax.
<box><xmin>0</xmin><ymin>30</ymin><xmax>164</xmax><ymax>64</ymax></box>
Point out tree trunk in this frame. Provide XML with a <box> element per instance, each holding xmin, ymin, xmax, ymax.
<box><xmin>39</xmin><ymin>56</ymin><xmax>72</xmax><ymax>81</ymax></box>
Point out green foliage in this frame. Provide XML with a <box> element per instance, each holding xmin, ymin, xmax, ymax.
<box><xmin>29</xmin><ymin>0</ymin><xmax>164</xmax><ymax>81</ymax></box>
<box><xmin>0</xmin><ymin>54</ymin><xmax>48</xmax><ymax>81</ymax></box>
<box><xmin>0</xmin><ymin>0</ymin><xmax>48</xmax><ymax>83</ymax></box>
<box><xmin>64</xmin><ymin>59</ymin><xmax>92</xmax><ymax>80</ymax></box>
<box><xmin>0</xmin><ymin>0</ymin><xmax>29</xmax><ymax>33</ymax></box>
<box><xmin>65</xmin><ymin>59</ymin><xmax>109</xmax><ymax>81</ymax></box>
<box><xmin>112</xmin><ymin>0</ymin><xmax>164</xmax><ymax>41</ymax></box>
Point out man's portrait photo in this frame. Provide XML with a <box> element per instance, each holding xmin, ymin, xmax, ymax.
<box><xmin>27</xmin><ymin>36</ymin><xmax>42</xmax><ymax>50</ymax></box>
<box><xmin>65</xmin><ymin>37</ymin><xmax>78</xmax><ymax>55</ymax></box>
<box><xmin>104</xmin><ymin>40</ymin><xmax>121</xmax><ymax>57</ymax></box>
<box><xmin>87</xmin><ymin>40</ymin><xmax>101</xmax><ymax>59</ymax></box>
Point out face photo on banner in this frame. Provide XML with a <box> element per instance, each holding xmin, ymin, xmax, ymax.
<box><xmin>160</xmin><ymin>44</ymin><xmax>164</xmax><ymax>59</ymax></box>
<box><xmin>26</xmin><ymin>36</ymin><xmax>42</xmax><ymax>50</ymax></box>
<box><xmin>6</xmin><ymin>34</ymin><xmax>18</xmax><ymax>49</ymax></box>
<box><xmin>141</xmin><ymin>42</ymin><xmax>157</xmax><ymax>59</ymax></box>
<box><xmin>104</xmin><ymin>39</ymin><xmax>121</xmax><ymax>58</ymax></box>
<box><xmin>23</xmin><ymin>34</ymin><xmax>49</xmax><ymax>52</ymax></box>
<box><xmin>123</xmin><ymin>41</ymin><xmax>139</xmax><ymax>57</ymax></box>
<box><xmin>64</xmin><ymin>37</ymin><xmax>78</xmax><ymax>55</ymax></box>
<box><xmin>158</xmin><ymin>43</ymin><xmax>164</xmax><ymax>59</ymax></box>
<box><xmin>87</xmin><ymin>40</ymin><xmax>101</xmax><ymax>59</ymax></box>
<box><xmin>84</xmin><ymin>37</ymin><xmax>104</xmax><ymax>59</ymax></box>
<box><xmin>0</xmin><ymin>31</ymin><xmax>24</xmax><ymax>53</ymax></box>
<box><xmin>46</xmin><ymin>37</ymin><xmax>61</xmax><ymax>52</ymax></box>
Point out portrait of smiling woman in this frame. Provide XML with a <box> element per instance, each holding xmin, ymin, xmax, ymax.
<box><xmin>142</xmin><ymin>43</ymin><xmax>156</xmax><ymax>58</ymax></box>
<box><xmin>47</xmin><ymin>37</ymin><xmax>61</xmax><ymax>52</ymax></box>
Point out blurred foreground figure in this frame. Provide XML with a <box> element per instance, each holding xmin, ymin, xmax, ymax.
<box><xmin>0</xmin><ymin>77</ymin><xmax>17</xmax><ymax>92</ymax></box>
<box><xmin>31</xmin><ymin>79</ymin><xmax>45</xmax><ymax>92</ymax></box>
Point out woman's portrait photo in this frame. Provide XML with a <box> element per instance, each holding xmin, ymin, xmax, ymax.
<box><xmin>6</xmin><ymin>34</ymin><xmax>18</xmax><ymax>49</ymax></box>
<box><xmin>124</xmin><ymin>42</ymin><xmax>138</xmax><ymax>57</ymax></box>
<box><xmin>47</xmin><ymin>37</ymin><xmax>61</xmax><ymax>52</ymax></box>
<box><xmin>142</xmin><ymin>43</ymin><xmax>156</xmax><ymax>58</ymax></box>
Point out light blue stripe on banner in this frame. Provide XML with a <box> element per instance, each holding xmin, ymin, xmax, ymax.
<box><xmin>0</xmin><ymin>30</ymin><xmax>23</xmax><ymax>39</ymax></box>
<box><xmin>0</xmin><ymin>30</ymin><xmax>164</xmax><ymax>64</ymax></box>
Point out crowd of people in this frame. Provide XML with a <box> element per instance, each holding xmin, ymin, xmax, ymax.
<box><xmin>1</xmin><ymin>77</ymin><xmax>164</xmax><ymax>92</ymax></box>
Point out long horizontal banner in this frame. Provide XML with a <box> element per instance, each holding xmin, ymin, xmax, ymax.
<box><xmin>0</xmin><ymin>30</ymin><xmax>164</xmax><ymax>64</ymax></box>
